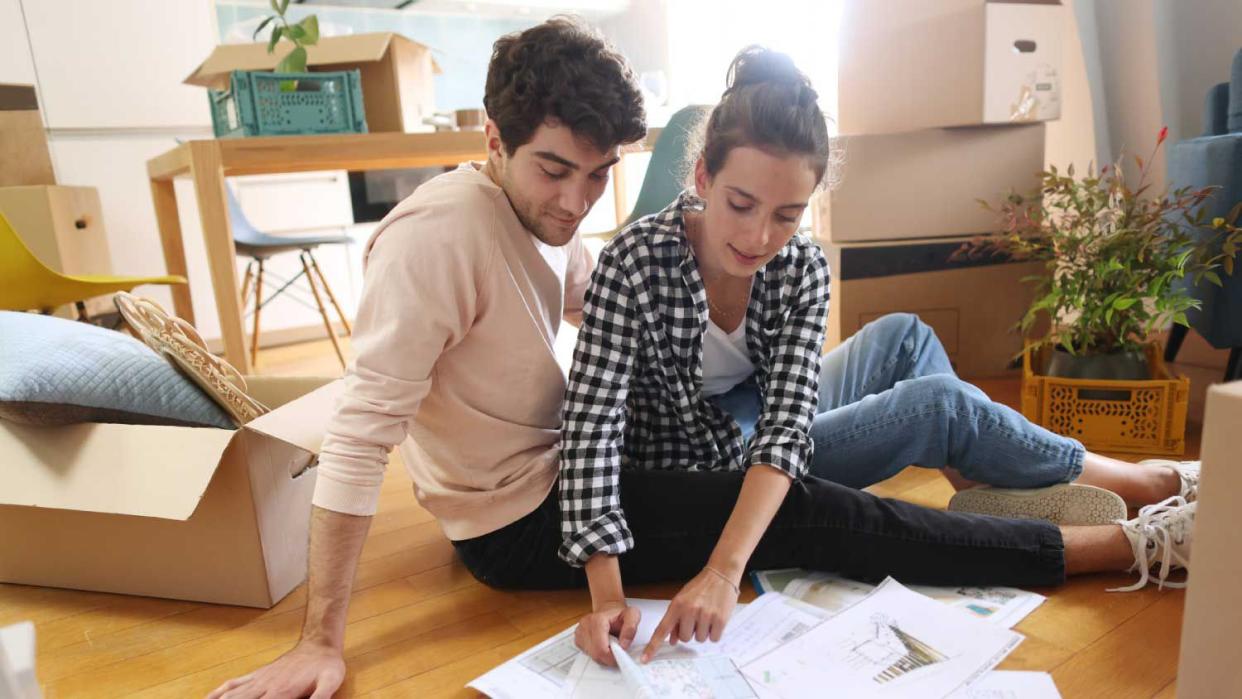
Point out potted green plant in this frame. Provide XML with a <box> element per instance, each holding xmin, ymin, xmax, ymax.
<box><xmin>957</xmin><ymin>127</ymin><xmax>1242</xmax><ymax>380</ymax></box>
<box><xmin>254</xmin><ymin>0</ymin><xmax>320</xmax><ymax>90</ymax></box>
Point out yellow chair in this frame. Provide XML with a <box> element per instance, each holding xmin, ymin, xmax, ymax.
<box><xmin>0</xmin><ymin>211</ymin><xmax>185</xmax><ymax>317</ymax></box>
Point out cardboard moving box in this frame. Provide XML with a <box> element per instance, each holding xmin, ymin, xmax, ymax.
<box><xmin>1177</xmin><ymin>380</ymin><xmax>1242</xmax><ymax>698</ymax></box>
<box><xmin>187</xmin><ymin>33</ymin><xmax>440</xmax><ymax>134</ymax></box>
<box><xmin>814</xmin><ymin>124</ymin><xmax>1046</xmax><ymax>244</ymax></box>
<box><xmin>0</xmin><ymin>376</ymin><xmax>341</xmax><ymax>608</ymax></box>
<box><xmin>0</xmin><ymin>85</ymin><xmax>55</xmax><ymax>187</ymax></box>
<box><xmin>823</xmin><ymin>235</ymin><xmax>1042</xmax><ymax>378</ymax></box>
<box><xmin>839</xmin><ymin>0</ymin><xmax>1063</xmax><ymax>134</ymax></box>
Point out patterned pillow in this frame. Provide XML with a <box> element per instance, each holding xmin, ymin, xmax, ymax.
<box><xmin>0</xmin><ymin>311</ymin><xmax>234</xmax><ymax>428</ymax></box>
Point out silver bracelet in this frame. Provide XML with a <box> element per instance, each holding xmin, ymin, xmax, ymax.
<box><xmin>703</xmin><ymin>564</ymin><xmax>740</xmax><ymax>595</ymax></box>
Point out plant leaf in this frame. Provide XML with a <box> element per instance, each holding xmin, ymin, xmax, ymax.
<box><xmin>1112</xmin><ymin>297</ymin><xmax>1138</xmax><ymax>310</ymax></box>
<box><xmin>270</xmin><ymin>0</ymin><xmax>281</xmax><ymax>14</ymax></box>
<box><xmin>253</xmin><ymin>15</ymin><xmax>274</xmax><ymax>40</ymax></box>
<box><xmin>285</xmin><ymin>24</ymin><xmax>306</xmax><ymax>41</ymax></box>
<box><xmin>267</xmin><ymin>25</ymin><xmax>284</xmax><ymax>54</ymax></box>
<box><xmin>276</xmin><ymin>45</ymin><xmax>307</xmax><ymax>74</ymax></box>
<box><xmin>280</xmin><ymin>0</ymin><xmax>291</xmax><ymax>13</ymax></box>
<box><xmin>299</xmin><ymin>15</ymin><xmax>319</xmax><ymax>45</ymax></box>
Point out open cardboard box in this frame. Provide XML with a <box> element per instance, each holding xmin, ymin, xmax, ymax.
<box><xmin>186</xmin><ymin>33</ymin><xmax>441</xmax><ymax>133</ymax></box>
<box><xmin>0</xmin><ymin>376</ymin><xmax>342</xmax><ymax>608</ymax></box>
<box><xmin>1178</xmin><ymin>380</ymin><xmax>1242</xmax><ymax>698</ymax></box>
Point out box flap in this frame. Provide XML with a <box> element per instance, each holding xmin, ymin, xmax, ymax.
<box><xmin>245</xmin><ymin>375</ymin><xmax>336</xmax><ymax>410</ymax></box>
<box><xmin>0</xmin><ymin>421</ymin><xmax>237</xmax><ymax>521</ymax></box>
<box><xmin>186</xmin><ymin>33</ymin><xmax>435</xmax><ymax>89</ymax></box>
<box><xmin>242</xmin><ymin>379</ymin><xmax>344</xmax><ymax>454</ymax></box>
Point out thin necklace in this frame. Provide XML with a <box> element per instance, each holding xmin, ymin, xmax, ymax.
<box><xmin>687</xmin><ymin>213</ymin><xmax>751</xmax><ymax>324</ymax></box>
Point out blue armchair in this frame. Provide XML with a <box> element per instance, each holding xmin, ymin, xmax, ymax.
<box><xmin>1165</xmin><ymin>48</ymin><xmax>1242</xmax><ymax>382</ymax></box>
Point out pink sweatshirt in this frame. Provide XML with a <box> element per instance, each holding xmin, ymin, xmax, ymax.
<box><xmin>311</xmin><ymin>163</ymin><xmax>592</xmax><ymax>540</ymax></box>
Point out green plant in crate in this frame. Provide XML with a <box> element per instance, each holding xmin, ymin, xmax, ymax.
<box><xmin>956</xmin><ymin>127</ymin><xmax>1242</xmax><ymax>376</ymax></box>
<box><xmin>253</xmin><ymin>0</ymin><xmax>319</xmax><ymax>90</ymax></box>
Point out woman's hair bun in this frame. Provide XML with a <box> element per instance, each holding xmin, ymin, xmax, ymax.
<box><xmin>725</xmin><ymin>45</ymin><xmax>817</xmax><ymax>104</ymax></box>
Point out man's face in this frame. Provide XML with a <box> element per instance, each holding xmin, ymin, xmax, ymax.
<box><xmin>486</xmin><ymin>120</ymin><xmax>621</xmax><ymax>246</ymax></box>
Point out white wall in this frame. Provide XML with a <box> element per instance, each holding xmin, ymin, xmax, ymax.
<box><xmin>1043</xmin><ymin>0</ymin><xmax>1098</xmax><ymax>174</ymax></box>
<box><xmin>1090</xmin><ymin>0</ymin><xmax>1166</xmax><ymax>187</ymax></box>
<box><xmin>20</xmin><ymin>0</ymin><xmax>215</xmax><ymax>130</ymax></box>
<box><xmin>0</xmin><ymin>0</ymin><xmax>37</xmax><ymax>86</ymax></box>
<box><xmin>1076</xmin><ymin>0</ymin><xmax>1242</xmax><ymax>188</ymax></box>
<box><xmin>1153</xmin><ymin>0</ymin><xmax>1242</xmax><ymax>142</ymax></box>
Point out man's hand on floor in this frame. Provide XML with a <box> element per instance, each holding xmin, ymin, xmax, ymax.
<box><xmin>206</xmin><ymin>640</ymin><xmax>345</xmax><ymax>699</ymax></box>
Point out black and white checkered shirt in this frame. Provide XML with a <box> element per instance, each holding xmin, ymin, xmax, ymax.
<box><xmin>558</xmin><ymin>191</ymin><xmax>831</xmax><ymax>567</ymax></box>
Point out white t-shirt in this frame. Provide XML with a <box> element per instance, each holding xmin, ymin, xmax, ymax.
<box><xmin>702</xmin><ymin>319</ymin><xmax>755</xmax><ymax>396</ymax></box>
<box><xmin>531</xmin><ymin>236</ymin><xmax>569</xmax><ymax>288</ymax></box>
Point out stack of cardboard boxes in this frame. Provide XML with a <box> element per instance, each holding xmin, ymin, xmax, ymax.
<box><xmin>815</xmin><ymin>0</ymin><xmax>1063</xmax><ymax>377</ymax></box>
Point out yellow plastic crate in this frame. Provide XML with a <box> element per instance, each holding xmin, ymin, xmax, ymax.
<box><xmin>1021</xmin><ymin>343</ymin><xmax>1189</xmax><ymax>455</ymax></box>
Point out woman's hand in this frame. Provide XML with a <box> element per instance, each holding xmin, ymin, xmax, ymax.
<box><xmin>575</xmin><ymin>600</ymin><xmax>642</xmax><ymax>667</ymax></box>
<box><xmin>641</xmin><ymin>567</ymin><xmax>740</xmax><ymax>662</ymax></box>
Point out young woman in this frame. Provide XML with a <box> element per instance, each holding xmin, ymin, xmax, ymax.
<box><xmin>557</xmin><ymin>46</ymin><xmax>1198</xmax><ymax>666</ymax></box>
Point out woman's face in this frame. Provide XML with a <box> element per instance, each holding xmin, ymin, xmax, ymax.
<box><xmin>692</xmin><ymin>146</ymin><xmax>818</xmax><ymax>279</ymax></box>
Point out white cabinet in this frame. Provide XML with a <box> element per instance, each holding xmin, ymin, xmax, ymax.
<box><xmin>21</xmin><ymin>0</ymin><xmax>215</xmax><ymax>129</ymax></box>
<box><xmin>231</xmin><ymin>171</ymin><xmax>354</xmax><ymax>233</ymax></box>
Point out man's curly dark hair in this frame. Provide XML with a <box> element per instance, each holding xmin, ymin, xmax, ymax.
<box><xmin>483</xmin><ymin>17</ymin><xmax>647</xmax><ymax>155</ymax></box>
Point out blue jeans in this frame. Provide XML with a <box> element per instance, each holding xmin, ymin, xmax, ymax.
<box><xmin>711</xmin><ymin>313</ymin><xmax>1085</xmax><ymax>489</ymax></box>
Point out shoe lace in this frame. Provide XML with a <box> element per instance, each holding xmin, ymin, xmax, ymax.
<box><xmin>1109</xmin><ymin>495</ymin><xmax>1194</xmax><ymax>592</ymax></box>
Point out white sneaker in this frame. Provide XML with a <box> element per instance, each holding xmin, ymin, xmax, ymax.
<box><xmin>1138</xmin><ymin>459</ymin><xmax>1201</xmax><ymax>502</ymax></box>
<box><xmin>947</xmin><ymin>483</ymin><xmax>1127</xmax><ymax>525</ymax></box>
<box><xmin>1110</xmin><ymin>496</ymin><xmax>1196</xmax><ymax>592</ymax></box>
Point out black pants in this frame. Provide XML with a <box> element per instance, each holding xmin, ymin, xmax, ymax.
<box><xmin>452</xmin><ymin>470</ymin><xmax>1066</xmax><ymax>590</ymax></box>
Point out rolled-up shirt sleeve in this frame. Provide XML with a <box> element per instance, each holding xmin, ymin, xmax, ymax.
<box><xmin>747</xmin><ymin>246</ymin><xmax>830</xmax><ymax>480</ymax></box>
<box><xmin>312</xmin><ymin>210</ymin><xmax>490</xmax><ymax>516</ymax></box>
<box><xmin>558</xmin><ymin>245</ymin><xmax>640</xmax><ymax>566</ymax></box>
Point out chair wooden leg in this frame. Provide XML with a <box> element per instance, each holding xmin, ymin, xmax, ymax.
<box><xmin>239</xmin><ymin>260</ymin><xmax>256</xmax><ymax>310</ymax></box>
<box><xmin>306</xmin><ymin>250</ymin><xmax>352</xmax><ymax>336</ymax></box>
<box><xmin>74</xmin><ymin>301</ymin><xmax>88</xmax><ymax>322</ymax></box>
<box><xmin>250</xmin><ymin>259</ymin><xmax>265</xmax><ymax>369</ymax></box>
<box><xmin>1165</xmin><ymin>323</ymin><xmax>1190</xmax><ymax>363</ymax></box>
<box><xmin>1227</xmin><ymin>347</ymin><xmax>1242</xmax><ymax>383</ymax></box>
<box><xmin>300</xmin><ymin>252</ymin><xmax>346</xmax><ymax>369</ymax></box>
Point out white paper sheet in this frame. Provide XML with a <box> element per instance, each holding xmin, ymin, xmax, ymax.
<box><xmin>566</xmin><ymin>642</ymin><xmax>756</xmax><ymax>699</ymax></box>
<box><xmin>468</xmin><ymin>597</ymin><xmax>747</xmax><ymax>698</ymax></box>
<box><xmin>768</xmin><ymin>571</ymin><xmax>1045</xmax><ymax>629</ymax></box>
<box><xmin>467</xmin><ymin>626</ymin><xmax>580</xmax><ymax>699</ymax></box>
<box><xmin>742</xmin><ymin>578</ymin><xmax>1024</xmax><ymax>699</ymax></box>
<box><xmin>947</xmin><ymin>671</ymin><xmax>1062</xmax><ymax>698</ymax></box>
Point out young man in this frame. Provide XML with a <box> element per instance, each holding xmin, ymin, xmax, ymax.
<box><xmin>208</xmin><ymin>18</ymin><xmax>646</xmax><ymax>699</ymax></box>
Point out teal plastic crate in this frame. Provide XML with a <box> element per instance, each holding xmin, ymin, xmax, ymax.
<box><xmin>209</xmin><ymin>69</ymin><xmax>367</xmax><ymax>138</ymax></box>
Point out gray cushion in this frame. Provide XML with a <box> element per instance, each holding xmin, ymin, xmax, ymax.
<box><xmin>0</xmin><ymin>311</ymin><xmax>234</xmax><ymax>428</ymax></box>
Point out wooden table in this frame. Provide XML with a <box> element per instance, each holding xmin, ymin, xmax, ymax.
<box><xmin>146</xmin><ymin>129</ymin><xmax>657</xmax><ymax>372</ymax></box>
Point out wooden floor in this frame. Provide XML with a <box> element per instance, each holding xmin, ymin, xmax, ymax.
<box><xmin>1</xmin><ymin>336</ymin><xmax>1207</xmax><ymax>698</ymax></box>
